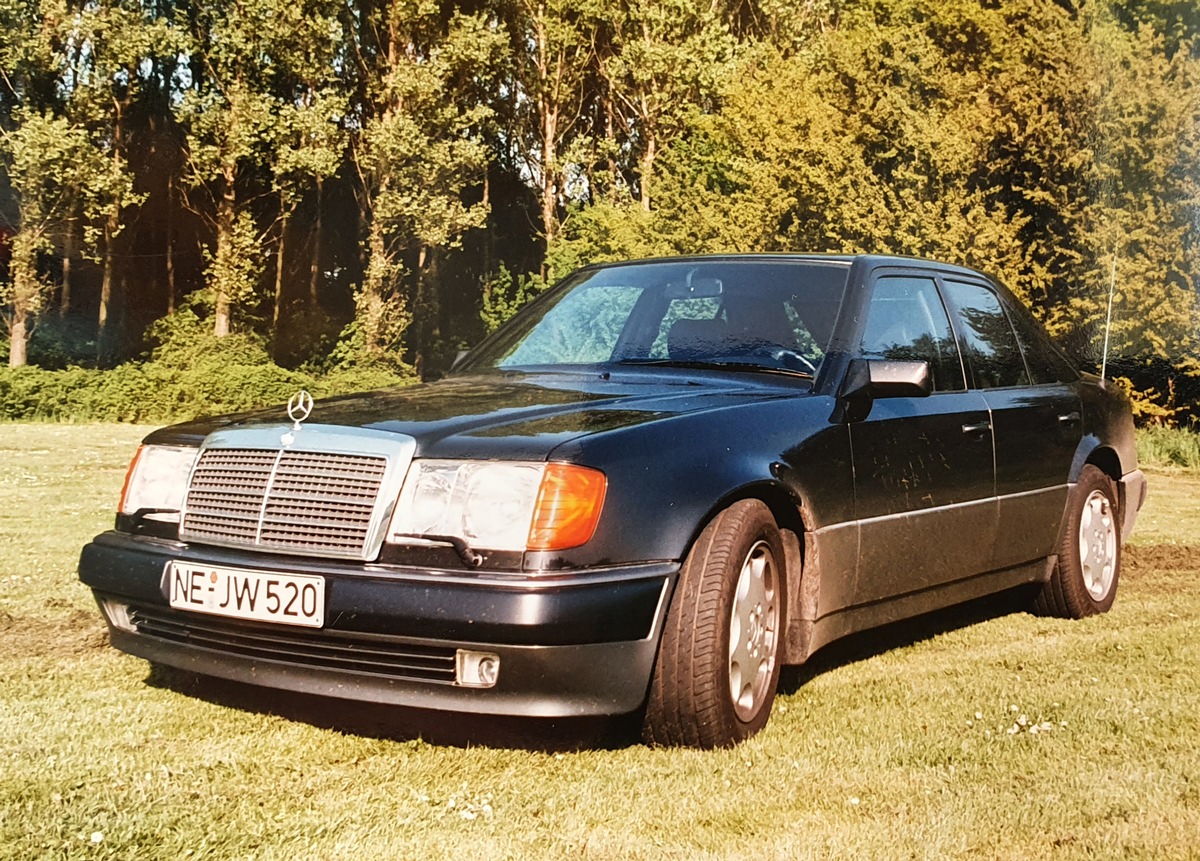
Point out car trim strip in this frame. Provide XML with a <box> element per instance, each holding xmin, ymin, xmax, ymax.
<box><xmin>812</xmin><ymin>484</ymin><xmax>1069</xmax><ymax>535</ymax></box>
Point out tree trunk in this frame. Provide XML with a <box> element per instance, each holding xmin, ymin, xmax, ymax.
<box><xmin>273</xmin><ymin>208</ymin><xmax>288</xmax><ymax>360</ymax></box>
<box><xmin>97</xmin><ymin>209</ymin><xmax>120</xmax><ymax>360</ymax></box>
<box><xmin>532</xmin><ymin>8</ymin><xmax>560</xmax><ymax>274</ymax></box>
<box><xmin>481</xmin><ymin>171</ymin><xmax>492</xmax><ymax>281</ymax></box>
<box><xmin>413</xmin><ymin>245</ymin><xmax>433</xmax><ymax>374</ymax></box>
<box><xmin>361</xmin><ymin>210</ymin><xmax>389</xmax><ymax>358</ymax></box>
<box><xmin>9</xmin><ymin>311</ymin><xmax>28</xmax><ymax>368</ymax></box>
<box><xmin>60</xmin><ymin>220</ymin><xmax>74</xmax><ymax>316</ymax></box>
<box><xmin>274</xmin><ymin>209</ymin><xmax>288</xmax><ymax>329</ymax></box>
<box><xmin>639</xmin><ymin>86</ymin><xmax>656</xmax><ymax>213</ymax></box>
<box><xmin>7</xmin><ymin>234</ymin><xmax>39</xmax><ymax>368</ymax></box>
<box><xmin>309</xmin><ymin>176</ymin><xmax>323</xmax><ymax>306</ymax></box>
<box><xmin>166</xmin><ymin>175</ymin><xmax>176</xmax><ymax>314</ymax></box>
<box><xmin>100</xmin><ymin>95</ymin><xmax>128</xmax><ymax>354</ymax></box>
<box><xmin>213</xmin><ymin>164</ymin><xmax>236</xmax><ymax>337</ymax></box>
<box><xmin>605</xmin><ymin>92</ymin><xmax>619</xmax><ymax>204</ymax></box>
<box><xmin>540</xmin><ymin>109</ymin><xmax>559</xmax><ymax>250</ymax></box>
<box><xmin>640</xmin><ymin>131</ymin><xmax>656</xmax><ymax>213</ymax></box>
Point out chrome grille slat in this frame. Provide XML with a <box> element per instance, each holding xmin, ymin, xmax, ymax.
<box><xmin>179</xmin><ymin>435</ymin><xmax>407</xmax><ymax>560</ymax></box>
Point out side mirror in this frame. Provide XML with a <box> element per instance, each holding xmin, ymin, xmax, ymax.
<box><xmin>838</xmin><ymin>358</ymin><xmax>932</xmax><ymax>422</ymax></box>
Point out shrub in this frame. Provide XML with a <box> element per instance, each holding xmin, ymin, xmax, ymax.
<box><xmin>1136</xmin><ymin>425</ymin><xmax>1200</xmax><ymax>471</ymax></box>
<box><xmin>0</xmin><ymin>343</ymin><xmax>415</xmax><ymax>423</ymax></box>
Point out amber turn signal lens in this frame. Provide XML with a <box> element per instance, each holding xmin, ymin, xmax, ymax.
<box><xmin>118</xmin><ymin>446</ymin><xmax>147</xmax><ymax>515</ymax></box>
<box><xmin>527</xmin><ymin>463</ymin><xmax>607</xmax><ymax>551</ymax></box>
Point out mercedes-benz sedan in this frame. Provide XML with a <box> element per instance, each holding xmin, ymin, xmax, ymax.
<box><xmin>80</xmin><ymin>255</ymin><xmax>1146</xmax><ymax>747</ymax></box>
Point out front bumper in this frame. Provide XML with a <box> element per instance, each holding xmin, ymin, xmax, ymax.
<box><xmin>79</xmin><ymin>531</ymin><xmax>676</xmax><ymax>717</ymax></box>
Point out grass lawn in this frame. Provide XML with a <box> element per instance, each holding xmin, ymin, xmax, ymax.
<box><xmin>1</xmin><ymin>424</ymin><xmax>1197</xmax><ymax>860</ymax></box>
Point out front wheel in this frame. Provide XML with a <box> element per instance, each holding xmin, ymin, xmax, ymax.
<box><xmin>643</xmin><ymin>500</ymin><xmax>786</xmax><ymax>748</ymax></box>
<box><xmin>1036</xmin><ymin>464</ymin><xmax>1121</xmax><ymax>618</ymax></box>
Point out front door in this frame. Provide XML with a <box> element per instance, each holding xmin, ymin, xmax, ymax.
<box><xmin>848</xmin><ymin>273</ymin><xmax>997</xmax><ymax>606</ymax></box>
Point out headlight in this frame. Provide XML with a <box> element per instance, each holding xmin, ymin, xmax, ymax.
<box><xmin>119</xmin><ymin>445</ymin><xmax>199</xmax><ymax>519</ymax></box>
<box><xmin>387</xmin><ymin>460</ymin><xmax>606</xmax><ymax>552</ymax></box>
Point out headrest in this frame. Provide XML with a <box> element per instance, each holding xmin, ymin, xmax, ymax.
<box><xmin>668</xmin><ymin>317</ymin><xmax>728</xmax><ymax>360</ymax></box>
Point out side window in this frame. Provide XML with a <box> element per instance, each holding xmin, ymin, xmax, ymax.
<box><xmin>1002</xmin><ymin>298</ymin><xmax>1080</xmax><ymax>385</ymax></box>
<box><xmin>860</xmin><ymin>276</ymin><xmax>965</xmax><ymax>392</ymax></box>
<box><xmin>941</xmin><ymin>280</ymin><xmax>1030</xmax><ymax>389</ymax></box>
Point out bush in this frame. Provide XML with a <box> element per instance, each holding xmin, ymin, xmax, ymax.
<box><xmin>1136</xmin><ymin>425</ymin><xmax>1200</xmax><ymax>471</ymax></box>
<box><xmin>0</xmin><ymin>350</ymin><xmax>414</xmax><ymax>423</ymax></box>
<box><xmin>0</xmin><ymin>298</ymin><xmax>418</xmax><ymax>423</ymax></box>
<box><xmin>0</xmin><ymin>361</ymin><xmax>416</xmax><ymax>423</ymax></box>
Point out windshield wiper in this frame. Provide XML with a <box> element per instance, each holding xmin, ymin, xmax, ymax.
<box><xmin>615</xmin><ymin>358</ymin><xmax>814</xmax><ymax>379</ymax></box>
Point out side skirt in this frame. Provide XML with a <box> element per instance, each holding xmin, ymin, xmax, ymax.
<box><xmin>794</xmin><ymin>556</ymin><xmax>1051</xmax><ymax>663</ymax></box>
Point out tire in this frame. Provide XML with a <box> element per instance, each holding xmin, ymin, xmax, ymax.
<box><xmin>1036</xmin><ymin>464</ymin><xmax>1121</xmax><ymax>618</ymax></box>
<box><xmin>643</xmin><ymin>499</ymin><xmax>786</xmax><ymax>748</ymax></box>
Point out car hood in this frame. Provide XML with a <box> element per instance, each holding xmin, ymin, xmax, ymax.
<box><xmin>144</xmin><ymin>369</ymin><xmax>807</xmax><ymax>460</ymax></box>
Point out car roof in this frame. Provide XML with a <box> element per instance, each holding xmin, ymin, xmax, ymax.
<box><xmin>578</xmin><ymin>253</ymin><xmax>996</xmax><ymax>282</ymax></box>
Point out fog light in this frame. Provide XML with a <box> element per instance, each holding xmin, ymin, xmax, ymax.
<box><xmin>99</xmin><ymin>599</ymin><xmax>134</xmax><ymax>633</ymax></box>
<box><xmin>455</xmin><ymin>650</ymin><xmax>500</xmax><ymax>688</ymax></box>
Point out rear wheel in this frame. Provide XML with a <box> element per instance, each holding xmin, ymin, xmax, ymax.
<box><xmin>643</xmin><ymin>500</ymin><xmax>785</xmax><ymax>748</ymax></box>
<box><xmin>1036</xmin><ymin>464</ymin><xmax>1120</xmax><ymax>618</ymax></box>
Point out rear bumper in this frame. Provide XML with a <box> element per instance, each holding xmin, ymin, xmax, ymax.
<box><xmin>80</xmin><ymin>531</ymin><xmax>676</xmax><ymax>717</ymax></box>
<box><xmin>1120</xmin><ymin>468</ymin><xmax>1148</xmax><ymax>540</ymax></box>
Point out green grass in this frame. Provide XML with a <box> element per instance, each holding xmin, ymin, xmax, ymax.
<box><xmin>2</xmin><ymin>425</ymin><xmax>1198</xmax><ymax>860</ymax></box>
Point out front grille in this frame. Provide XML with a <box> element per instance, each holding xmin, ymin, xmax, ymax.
<box><xmin>129</xmin><ymin>604</ymin><xmax>457</xmax><ymax>683</ymax></box>
<box><xmin>181</xmin><ymin>448</ymin><xmax>389</xmax><ymax>559</ymax></box>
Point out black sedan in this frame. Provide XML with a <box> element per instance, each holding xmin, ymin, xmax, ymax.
<box><xmin>79</xmin><ymin>254</ymin><xmax>1147</xmax><ymax>747</ymax></box>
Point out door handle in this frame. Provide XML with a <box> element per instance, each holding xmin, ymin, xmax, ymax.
<box><xmin>961</xmin><ymin>421</ymin><xmax>992</xmax><ymax>436</ymax></box>
<box><xmin>1058</xmin><ymin>411</ymin><xmax>1081</xmax><ymax>425</ymax></box>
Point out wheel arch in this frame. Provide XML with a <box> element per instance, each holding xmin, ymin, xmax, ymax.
<box><xmin>1084</xmin><ymin>445</ymin><xmax>1122</xmax><ymax>482</ymax></box>
<box><xmin>1070</xmin><ymin>437</ymin><xmax>1124</xmax><ymax>484</ymax></box>
<box><xmin>685</xmin><ymin>479</ymin><xmax>815</xmax><ymax>666</ymax></box>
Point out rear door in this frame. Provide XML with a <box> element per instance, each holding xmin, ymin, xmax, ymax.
<box><xmin>939</xmin><ymin>279</ymin><xmax>1081</xmax><ymax>570</ymax></box>
<box><xmin>848</xmin><ymin>272</ymin><xmax>996</xmax><ymax>606</ymax></box>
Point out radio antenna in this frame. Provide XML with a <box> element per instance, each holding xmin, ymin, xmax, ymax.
<box><xmin>1100</xmin><ymin>255</ymin><xmax>1116</xmax><ymax>382</ymax></box>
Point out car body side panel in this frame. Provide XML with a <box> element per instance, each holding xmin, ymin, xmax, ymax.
<box><xmin>538</xmin><ymin>393</ymin><xmax>855</xmax><ymax>571</ymax></box>
<box><xmin>1074</xmin><ymin>376</ymin><xmax>1139</xmax><ymax>480</ymax></box>
<box><xmin>986</xmin><ymin>383</ymin><xmax>1081</xmax><ymax>569</ymax></box>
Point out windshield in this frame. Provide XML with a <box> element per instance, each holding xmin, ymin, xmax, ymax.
<box><xmin>460</xmin><ymin>259</ymin><xmax>851</xmax><ymax>377</ymax></box>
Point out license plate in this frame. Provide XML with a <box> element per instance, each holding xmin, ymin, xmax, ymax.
<box><xmin>166</xmin><ymin>562</ymin><xmax>325</xmax><ymax>628</ymax></box>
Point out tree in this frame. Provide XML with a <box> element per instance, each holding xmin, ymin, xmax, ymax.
<box><xmin>501</xmin><ymin>0</ymin><xmax>598</xmax><ymax>267</ymax></box>
<box><xmin>600</xmin><ymin>0</ymin><xmax>733</xmax><ymax>212</ymax></box>
<box><xmin>262</xmin><ymin>0</ymin><xmax>347</xmax><ymax>348</ymax></box>
<box><xmin>176</xmin><ymin>0</ymin><xmax>293</xmax><ymax>337</ymax></box>
<box><xmin>1072</xmin><ymin>19</ymin><xmax>1200</xmax><ymax>373</ymax></box>
<box><xmin>0</xmin><ymin>112</ymin><xmax>108</xmax><ymax>366</ymax></box>
<box><xmin>56</xmin><ymin>0</ymin><xmax>169</xmax><ymax>355</ymax></box>
<box><xmin>344</xmin><ymin>2</ymin><xmax>496</xmax><ymax>368</ymax></box>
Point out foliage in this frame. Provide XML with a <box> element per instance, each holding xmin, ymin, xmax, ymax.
<box><xmin>479</xmin><ymin>264</ymin><xmax>548</xmax><ymax>334</ymax></box>
<box><xmin>0</xmin><ymin>360</ymin><xmax>415</xmax><ymax>422</ymax></box>
<box><xmin>344</xmin><ymin>4</ymin><xmax>497</xmax><ymax>365</ymax></box>
<box><xmin>0</xmin><ymin>111</ymin><xmax>114</xmax><ymax>366</ymax></box>
<box><xmin>1136</xmin><ymin>424</ymin><xmax>1200</xmax><ymax>471</ymax></box>
<box><xmin>1111</xmin><ymin>375</ymin><xmax>1182</xmax><ymax>425</ymax></box>
<box><xmin>0</xmin><ymin>0</ymin><xmax>1197</xmax><ymax>412</ymax></box>
<box><xmin>0</xmin><ymin>304</ymin><xmax>414</xmax><ymax>421</ymax></box>
<box><xmin>546</xmin><ymin>198</ymin><xmax>675</xmax><ymax>276</ymax></box>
